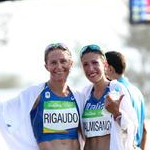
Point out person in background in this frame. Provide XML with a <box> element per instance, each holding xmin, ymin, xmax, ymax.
<box><xmin>80</xmin><ymin>44</ymin><xmax>137</xmax><ymax>150</ymax></box>
<box><xmin>1</xmin><ymin>43</ymin><xmax>84</xmax><ymax>150</ymax></box>
<box><xmin>105</xmin><ymin>51</ymin><xmax>147</xmax><ymax>150</ymax></box>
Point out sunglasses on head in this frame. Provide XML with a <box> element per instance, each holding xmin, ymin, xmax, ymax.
<box><xmin>45</xmin><ymin>43</ymin><xmax>69</xmax><ymax>52</ymax></box>
<box><xmin>80</xmin><ymin>44</ymin><xmax>105</xmax><ymax>58</ymax></box>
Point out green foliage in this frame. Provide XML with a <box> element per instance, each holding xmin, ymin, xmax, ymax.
<box><xmin>124</xmin><ymin>25</ymin><xmax>150</xmax><ymax>52</ymax></box>
<box><xmin>123</xmin><ymin>24</ymin><xmax>150</xmax><ymax>117</ymax></box>
<box><xmin>0</xmin><ymin>74</ymin><xmax>21</xmax><ymax>88</ymax></box>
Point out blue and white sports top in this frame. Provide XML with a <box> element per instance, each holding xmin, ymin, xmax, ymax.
<box><xmin>118</xmin><ymin>77</ymin><xmax>146</xmax><ymax>147</ymax></box>
<box><xmin>30</xmin><ymin>84</ymin><xmax>80</xmax><ymax>143</ymax></box>
<box><xmin>82</xmin><ymin>84</ymin><xmax>113</xmax><ymax>138</ymax></box>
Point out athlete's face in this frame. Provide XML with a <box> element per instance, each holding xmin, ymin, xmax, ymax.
<box><xmin>81</xmin><ymin>52</ymin><xmax>106</xmax><ymax>84</ymax></box>
<box><xmin>45</xmin><ymin>49</ymin><xmax>73</xmax><ymax>83</ymax></box>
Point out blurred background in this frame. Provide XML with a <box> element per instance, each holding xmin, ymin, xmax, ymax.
<box><xmin>0</xmin><ymin>0</ymin><xmax>150</xmax><ymax>149</ymax></box>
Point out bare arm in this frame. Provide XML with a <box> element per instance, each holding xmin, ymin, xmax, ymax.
<box><xmin>140</xmin><ymin>121</ymin><xmax>147</xmax><ymax>150</ymax></box>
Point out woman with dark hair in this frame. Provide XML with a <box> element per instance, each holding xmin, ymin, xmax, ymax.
<box><xmin>80</xmin><ymin>44</ymin><xmax>137</xmax><ymax>150</ymax></box>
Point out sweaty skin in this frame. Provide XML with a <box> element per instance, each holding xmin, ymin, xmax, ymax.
<box><xmin>84</xmin><ymin>135</ymin><xmax>110</xmax><ymax>150</ymax></box>
<box><xmin>36</xmin><ymin>48</ymin><xmax>81</xmax><ymax>150</ymax></box>
<box><xmin>38</xmin><ymin>139</ymin><xmax>80</xmax><ymax>150</ymax></box>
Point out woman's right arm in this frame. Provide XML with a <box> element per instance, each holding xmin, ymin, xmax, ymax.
<box><xmin>1</xmin><ymin>83</ymin><xmax>44</xmax><ymax>132</ymax></box>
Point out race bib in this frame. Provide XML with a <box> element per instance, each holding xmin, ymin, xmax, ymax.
<box><xmin>43</xmin><ymin>101</ymin><xmax>79</xmax><ymax>133</ymax></box>
<box><xmin>82</xmin><ymin>108</ymin><xmax>112</xmax><ymax>137</ymax></box>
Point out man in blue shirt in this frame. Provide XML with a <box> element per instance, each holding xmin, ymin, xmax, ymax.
<box><xmin>105</xmin><ymin>51</ymin><xmax>147</xmax><ymax>150</ymax></box>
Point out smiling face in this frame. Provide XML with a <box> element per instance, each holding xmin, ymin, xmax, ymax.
<box><xmin>45</xmin><ymin>49</ymin><xmax>73</xmax><ymax>83</ymax></box>
<box><xmin>81</xmin><ymin>52</ymin><xmax>107</xmax><ymax>84</ymax></box>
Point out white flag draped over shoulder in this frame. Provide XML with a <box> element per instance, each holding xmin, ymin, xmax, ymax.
<box><xmin>0</xmin><ymin>115</ymin><xmax>10</xmax><ymax>150</ymax></box>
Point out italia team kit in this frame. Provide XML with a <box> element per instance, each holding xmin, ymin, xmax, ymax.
<box><xmin>30</xmin><ymin>83</ymin><xmax>80</xmax><ymax>143</ymax></box>
<box><xmin>82</xmin><ymin>84</ymin><xmax>113</xmax><ymax>138</ymax></box>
